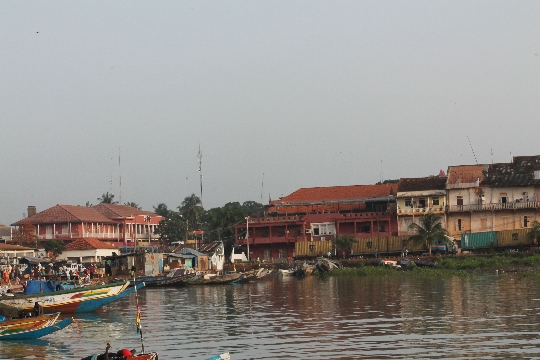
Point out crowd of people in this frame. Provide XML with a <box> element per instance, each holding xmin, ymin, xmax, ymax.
<box><xmin>0</xmin><ymin>262</ymin><xmax>107</xmax><ymax>286</ymax></box>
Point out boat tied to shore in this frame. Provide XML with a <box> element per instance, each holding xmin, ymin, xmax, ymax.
<box><xmin>0</xmin><ymin>280</ymin><xmax>141</xmax><ymax>313</ymax></box>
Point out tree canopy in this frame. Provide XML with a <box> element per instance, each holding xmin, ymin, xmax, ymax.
<box><xmin>408</xmin><ymin>211</ymin><xmax>447</xmax><ymax>255</ymax></box>
<box><xmin>154</xmin><ymin>197</ymin><xmax>264</xmax><ymax>256</ymax></box>
<box><xmin>97</xmin><ymin>192</ymin><xmax>118</xmax><ymax>204</ymax></box>
<box><xmin>44</xmin><ymin>239</ymin><xmax>65</xmax><ymax>257</ymax></box>
<box><xmin>528</xmin><ymin>221</ymin><xmax>540</xmax><ymax>245</ymax></box>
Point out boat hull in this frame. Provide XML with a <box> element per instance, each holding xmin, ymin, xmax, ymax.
<box><xmin>0</xmin><ymin>315</ymin><xmax>72</xmax><ymax>340</ymax></box>
<box><xmin>0</xmin><ymin>282</ymin><xmax>140</xmax><ymax>313</ymax></box>
<box><xmin>185</xmin><ymin>273</ymin><xmax>243</xmax><ymax>285</ymax></box>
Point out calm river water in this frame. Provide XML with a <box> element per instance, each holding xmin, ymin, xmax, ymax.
<box><xmin>2</xmin><ymin>272</ymin><xmax>540</xmax><ymax>359</ymax></box>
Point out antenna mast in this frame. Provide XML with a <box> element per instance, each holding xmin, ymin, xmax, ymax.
<box><xmin>467</xmin><ymin>136</ymin><xmax>478</xmax><ymax>165</ymax></box>
<box><xmin>261</xmin><ymin>173</ymin><xmax>264</xmax><ymax>203</ymax></box>
<box><xmin>197</xmin><ymin>144</ymin><xmax>203</xmax><ymax>207</ymax></box>
<box><xmin>119</xmin><ymin>147</ymin><xmax>122</xmax><ymax>204</ymax></box>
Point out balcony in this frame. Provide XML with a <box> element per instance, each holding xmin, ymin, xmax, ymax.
<box><xmin>447</xmin><ymin>201</ymin><xmax>540</xmax><ymax>212</ymax></box>
<box><xmin>398</xmin><ymin>206</ymin><xmax>445</xmax><ymax>215</ymax></box>
<box><xmin>38</xmin><ymin>232</ymin><xmax>121</xmax><ymax>240</ymax></box>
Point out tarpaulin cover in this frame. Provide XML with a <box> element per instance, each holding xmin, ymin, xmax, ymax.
<box><xmin>24</xmin><ymin>280</ymin><xmax>65</xmax><ymax>294</ymax></box>
<box><xmin>0</xmin><ymin>303</ymin><xmax>21</xmax><ymax>318</ymax></box>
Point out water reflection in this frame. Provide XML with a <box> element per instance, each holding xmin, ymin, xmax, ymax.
<box><xmin>2</xmin><ymin>273</ymin><xmax>540</xmax><ymax>359</ymax></box>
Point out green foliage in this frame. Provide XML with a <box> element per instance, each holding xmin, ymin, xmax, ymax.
<box><xmin>528</xmin><ymin>221</ymin><xmax>540</xmax><ymax>245</ymax></box>
<box><xmin>124</xmin><ymin>202</ymin><xmax>141</xmax><ymax>210</ymax></box>
<box><xmin>154</xmin><ymin>214</ymin><xmax>187</xmax><ymax>245</ymax></box>
<box><xmin>408</xmin><ymin>211</ymin><xmax>447</xmax><ymax>254</ymax></box>
<box><xmin>334</xmin><ymin>235</ymin><xmax>358</xmax><ymax>258</ymax></box>
<box><xmin>97</xmin><ymin>192</ymin><xmax>118</xmax><ymax>204</ymax></box>
<box><xmin>178</xmin><ymin>194</ymin><xmax>205</xmax><ymax>233</ymax></box>
<box><xmin>153</xmin><ymin>203</ymin><xmax>174</xmax><ymax>217</ymax></box>
<box><xmin>44</xmin><ymin>239</ymin><xmax>65</xmax><ymax>257</ymax></box>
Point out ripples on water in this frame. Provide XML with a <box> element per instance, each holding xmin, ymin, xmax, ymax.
<box><xmin>2</xmin><ymin>273</ymin><xmax>540</xmax><ymax>359</ymax></box>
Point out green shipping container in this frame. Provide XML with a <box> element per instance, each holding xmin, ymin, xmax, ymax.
<box><xmin>461</xmin><ymin>231</ymin><xmax>498</xmax><ymax>250</ymax></box>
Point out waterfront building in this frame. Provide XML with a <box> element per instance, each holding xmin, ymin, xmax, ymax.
<box><xmin>396</xmin><ymin>173</ymin><xmax>447</xmax><ymax>236</ymax></box>
<box><xmin>57</xmin><ymin>237</ymin><xmax>118</xmax><ymax>263</ymax></box>
<box><xmin>235</xmin><ymin>184</ymin><xmax>398</xmax><ymax>262</ymax></box>
<box><xmin>446</xmin><ymin>156</ymin><xmax>540</xmax><ymax>238</ymax></box>
<box><xmin>11</xmin><ymin>204</ymin><xmax>162</xmax><ymax>248</ymax></box>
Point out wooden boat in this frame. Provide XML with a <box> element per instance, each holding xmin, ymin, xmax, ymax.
<box><xmin>81</xmin><ymin>350</ymin><xmax>231</xmax><ymax>360</ymax></box>
<box><xmin>279</xmin><ymin>269</ymin><xmax>294</xmax><ymax>276</ymax></box>
<box><xmin>414</xmin><ymin>258</ymin><xmax>436</xmax><ymax>268</ymax></box>
<box><xmin>81</xmin><ymin>349</ymin><xmax>158</xmax><ymax>360</ymax></box>
<box><xmin>206</xmin><ymin>353</ymin><xmax>231</xmax><ymax>360</ymax></box>
<box><xmin>132</xmin><ymin>275</ymin><xmax>186</xmax><ymax>287</ymax></box>
<box><xmin>185</xmin><ymin>272</ymin><xmax>243</xmax><ymax>285</ymax></box>
<box><xmin>0</xmin><ymin>313</ymin><xmax>72</xmax><ymax>340</ymax></box>
<box><xmin>0</xmin><ymin>281</ymin><xmax>142</xmax><ymax>313</ymax></box>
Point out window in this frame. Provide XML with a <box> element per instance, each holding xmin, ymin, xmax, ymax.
<box><xmin>360</xmin><ymin>224</ymin><xmax>371</xmax><ymax>233</ymax></box>
<box><xmin>378</xmin><ymin>224</ymin><xmax>386</xmax><ymax>232</ymax></box>
<box><xmin>456</xmin><ymin>219</ymin><xmax>462</xmax><ymax>231</ymax></box>
<box><xmin>418</xmin><ymin>198</ymin><xmax>426</xmax><ymax>208</ymax></box>
<box><xmin>500</xmin><ymin>193</ymin><xmax>507</xmax><ymax>204</ymax></box>
<box><xmin>278</xmin><ymin>249</ymin><xmax>287</xmax><ymax>258</ymax></box>
<box><xmin>312</xmin><ymin>223</ymin><xmax>336</xmax><ymax>236</ymax></box>
<box><xmin>501</xmin><ymin>217</ymin><xmax>509</xmax><ymax>229</ymax></box>
<box><xmin>521</xmin><ymin>216</ymin><xmax>530</xmax><ymax>228</ymax></box>
<box><xmin>62</xmin><ymin>225</ymin><xmax>68</xmax><ymax>234</ymax></box>
<box><xmin>432</xmin><ymin>197</ymin><xmax>440</xmax><ymax>206</ymax></box>
<box><xmin>456</xmin><ymin>196</ymin><xmax>463</xmax><ymax>206</ymax></box>
<box><xmin>404</xmin><ymin>198</ymin><xmax>412</xmax><ymax>207</ymax></box>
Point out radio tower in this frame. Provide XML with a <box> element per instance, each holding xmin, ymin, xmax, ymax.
<box><xmin>198</xmin><ymin>144</ymin><xmax>203</xmax><ymax>208</ymax></box>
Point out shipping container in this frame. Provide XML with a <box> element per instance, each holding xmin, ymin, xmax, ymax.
<box><xmin>497</xmin><ymin>228</ymin><xmax>534</xmax><ymax>248</ymax></box>
<box><xmin>295</xmin><ymin>241</ymin><xmax>332</xmax><ymax>258</ymax></box>
<box><xmin>461</xmin><ymin>231</ymin><xmax>498</xmax><ymax>250</ymax></box>
<box><xmin>351</xmin><ymin>235</ymin><xmax>424</xmax><ymax>254</ymax></box>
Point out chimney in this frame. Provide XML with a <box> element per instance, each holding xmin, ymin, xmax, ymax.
<box><xmin>27</xmin><ymin>206</ymin><xmax>37</xmax><ymax>218</ymax></box>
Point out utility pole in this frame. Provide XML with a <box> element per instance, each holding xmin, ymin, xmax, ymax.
<box><xmin>245</xmin><ymin>216</ymin><xmax>250</xmax><ymax>261</ymax></box>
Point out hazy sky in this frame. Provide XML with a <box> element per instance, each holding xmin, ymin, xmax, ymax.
<box><xmin>1</xmin><ymin>1</ymin><xmax>539</xmax><ymax>225</ymax></box>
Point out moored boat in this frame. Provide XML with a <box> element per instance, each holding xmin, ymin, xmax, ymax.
<box><xmin>185</xmin><ymin>272</ymin><xmax>243</xmax><ymax>285</ymax></box>
<box><xmin>0</xmin><ymin>313</ymin><xmax>72</xmax><ymax>340</ymax></box>
<box><xmin>0</xmin><ymin>281</ymin><xmax>141</xmax><ymax>313</ymax></box>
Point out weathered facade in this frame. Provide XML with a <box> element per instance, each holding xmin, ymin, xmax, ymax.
<box><xmin>396</xmin><ymin>174</ymin><xmax>447</xmax><ymax>236</ymax></box>
<box><xmin>446</xmin><ymin>157</ymin><xmax>540</xmax><ymax>238</ymax></box>
<box><xmin>235</xmin><ymin>184</ymin><xmax>398</xmax><ymax>261</ymax></box>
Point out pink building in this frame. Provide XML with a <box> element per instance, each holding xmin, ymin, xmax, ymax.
<box><xmin>12</xmin><ymin>204</ymin><xmax>162</xmax><ymax>248</ymax></box>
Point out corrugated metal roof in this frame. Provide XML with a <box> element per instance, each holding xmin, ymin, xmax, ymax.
<box><xmin>482</xmin><ymin>155</ymin><xmax>540</xmax><ymax>187</ymax></box>
<box><xmin>447</xmin><ymin>165</ymin><xmax>487</xmax><ymax>186</ymax></box>
<box><xmin>397</xmin><ymin>176</ymin><xmax>447</xmax><ymax>192</ymax></box>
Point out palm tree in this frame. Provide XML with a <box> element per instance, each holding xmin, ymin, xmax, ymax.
<box><xmin>97</xmin><ymin>192</ymin><xmax>118</xmax><ymax>204</ymax></box>
<box><xmin>124</xmin><ymin>202</ymin><xmax>141</xmax><ymax>209</ymax></box>
<box><xmin>178</xmin><ymin>194</ymin><xmax>205</xmax><ymax>239</ymax></box>
<box><xmin>528</xmin><ymin>221</ymin><xmax>540</xmax><ymax>245</ymax></box>
<box><xmin>408</xmin><ymin>211</ymin><xmax>447</xmax><ymax>255</ymax></box>
<box><xmin>334</xmin><ymin>235</ymin><xmax>358</xmax><ymax>259</ymax></box>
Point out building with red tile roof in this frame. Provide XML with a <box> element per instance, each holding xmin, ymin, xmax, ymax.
<box><xmin>0</xmin><ymin>243</ymin><xmax>35</xmax><ymax>258</ymax></box>
<box><xmin>11</xmin><ymin>204</ymin><xmax>162</xmax><ymax>248</ymax></box>
<box><xmin>236</xmin><ymin>184</ymin><xmax>398</xmax><ymax>261</ymax></box>
<box><xmin>58</xmin><ymin>237</ymin><xmax>118</xmax><ymax>263</ymax></box>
